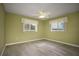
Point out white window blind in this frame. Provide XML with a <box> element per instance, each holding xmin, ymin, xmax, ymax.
<box><xmin>21</xmin><ymin>18</ymin><xmax>38</xmax><ymax>24</ymax></box>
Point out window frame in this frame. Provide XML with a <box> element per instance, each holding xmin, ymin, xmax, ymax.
<box><xmin>50</xmin><ymin>21</ymin><xmax>65</xmax><ymax>32</ymax></box>
<box><xmin>23</xmin><ymin>23</ymin><xmax>37</xmax><ymax>32</ymax></box>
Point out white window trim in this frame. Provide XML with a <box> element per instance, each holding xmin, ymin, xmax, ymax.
<box><xmin>22</xmin><ymin>18</ymin><xmax>38</xmax><ymax>32</ymax></box>
<box><xmin>50</xmin><ymin>20</ymin><xmax>65</xmax><ymax>32</ymax></box>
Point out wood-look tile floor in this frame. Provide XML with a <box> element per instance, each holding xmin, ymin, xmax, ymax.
<box><xmin>3</xmin><ymin>39</ymin><xmax>79</xmax><ymax>56</ymax></box>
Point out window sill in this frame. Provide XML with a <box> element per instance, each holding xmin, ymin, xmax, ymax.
<box><xmin>51</xmin><ymin>30</ymin><xmax>64</xmax><ymax>32</ymax></box>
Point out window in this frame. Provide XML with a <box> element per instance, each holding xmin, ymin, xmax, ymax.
<box><xmin>51</xmin><ymin>21</ymin><xmax>64</xmax><ymax>31</ymax></box>
<box><xmin>22</xmin><ymin>18</ymin><xmax>38</xmax><ymax>32</ymax></box>
<box><xmin>50</xmin><ymin>17</ymin><xmax>68</xmax><ymax>32</ymax></box>
<box><xmin>23</xmin><ymin>23</ymin><xmax>37</xmax><ymax>32</ymax></box>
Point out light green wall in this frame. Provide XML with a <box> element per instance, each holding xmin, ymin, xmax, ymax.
<box><xmin>45</xmin><ymin>12</ymin><xmax>79</xmax><ymax>45</ymax></box>
<box><xmin>5</xmin><ymin>12</ymin><xmax>79</xmax><ymax>45</ymax></box>
<box><xmin>0</xmin><ymin>4</ymin><xmax>5</xmax><ymax>55</ymax></box>
<box><xmin>5</xmin><ymin>13</ymin><xmax>44</xmax><ymax>44</ymax></box>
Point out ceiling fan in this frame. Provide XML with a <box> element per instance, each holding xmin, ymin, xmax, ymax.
<box><xmin>37</xmin><ymin>10</ymin><xmax>50</xmax><ymax>19</ymax></box>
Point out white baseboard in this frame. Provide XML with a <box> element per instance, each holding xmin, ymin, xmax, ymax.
<box><xmin>5</xmin><ymin>38</ymin><xmax>79</xmax><ymax>48</ymax></box>
<box><xmin>6</xmin><ymin>38</ymin><xmax>42</xmax><ymax>46</ymax></box>
<box><xmin>46</xmin><ymin>38</ymin><xmax>79</xmax><ymax>48</ymax></box>
<box><xmin>0</xmin><ymin>46</ymin><xmax>6</xmax><ymax>56</ymax></box>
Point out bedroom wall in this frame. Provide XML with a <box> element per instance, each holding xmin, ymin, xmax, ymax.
<box><xmin>5</xmin><ymin>12</ymin><xmax>79</xmax><ymax>45</ymax></box>
<box><xmin>0</xmin><ymin>4</ymin><xmax>5</xmax><ymax>55</ymax></box>
<box><xmin>5</xmin><ymin>13</ymin><xmax>44</xmax><ymax>44</ymax></box>
<box><xmin>45</xmin><ymin>12</ymin><xmax>79</xmax><ymax>45</ymax></box>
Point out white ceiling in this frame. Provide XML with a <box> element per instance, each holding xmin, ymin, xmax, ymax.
<box><xmin>4</xmin><ymin>3</ymin><xmax>79</xmax><ymax>19</ymax></box>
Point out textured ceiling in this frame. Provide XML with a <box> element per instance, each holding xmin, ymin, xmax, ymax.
<box><xmin>4</xmin><ymin>3</ymin><xmax>79</xmax><ymax>19</ymax></box>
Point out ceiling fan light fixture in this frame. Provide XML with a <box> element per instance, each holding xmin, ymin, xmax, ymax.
<box><xmin>38</xmin><ymin>15</ymin><xmax>46</xmax><ymax>18</ymax></box>
<box><xmin>37</xmin><ymin>10</ymin><xmax>50</xmax><ymax>19</ymax></box>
